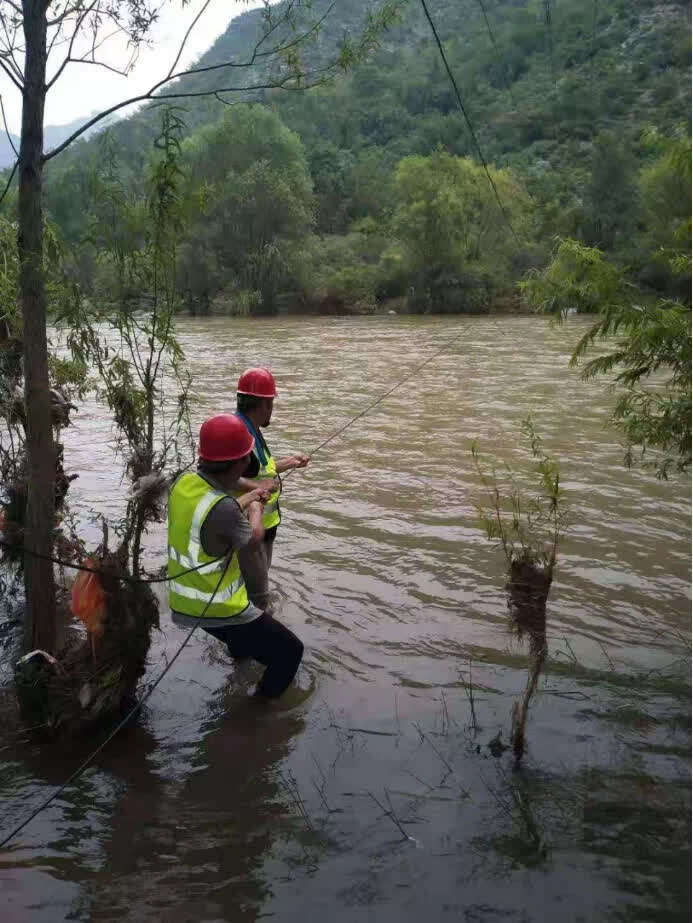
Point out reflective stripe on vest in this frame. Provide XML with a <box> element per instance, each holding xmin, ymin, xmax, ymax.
<box><xmin>168</xmin><ymin>472</ymin><xmax>249</xmax><ymax>620</ymax></box>
<box><xmin>256</xmin><ymin>448</ymin><xmax>281</xmax><ymax>530</ymax></box>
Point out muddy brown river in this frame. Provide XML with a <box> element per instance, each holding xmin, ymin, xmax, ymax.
<box><xmin>1</xmin><ymin>316</ymin><xmax>690</xmax><ymax>922</ymax></box>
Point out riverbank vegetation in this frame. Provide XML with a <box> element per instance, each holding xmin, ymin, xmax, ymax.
<box><xmin>3</xmin><ymin>113</ymin><xmax>195</xmax><ymax>730</ymax></box>
<box><xmin>521</xmin><ymin>134</ymin><xmax>691</xmax><ymax>477</ymax></box>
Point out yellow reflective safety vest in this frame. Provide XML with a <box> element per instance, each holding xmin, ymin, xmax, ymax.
<box><xmin>168</xmin><ymin>471</ymin><xmax>249</xmax><ymax>619</ymax></box>
<box><xmin>234</xmin><ymin>412</ymin><xmax>281</xmax><ymax>531</ymax></box>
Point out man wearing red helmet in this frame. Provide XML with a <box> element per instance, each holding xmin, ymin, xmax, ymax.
<box><xmin>234</xmin><ymin>367</ymin><xmax>310</xmax><ymax>613</ymax></box>
<box><xmin>168</xmin><ymin>414</ymin><xmax>304</xmax><ymax>698</ymax></box>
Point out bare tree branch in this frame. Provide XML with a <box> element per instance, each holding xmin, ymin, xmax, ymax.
<box><xmin>0</xmin><ymin>8</ymin><xmax>23</xmax><ymax>64</ymax></box>
<box><xmin>0</xmin><ymin>55</ymin><xmax>22</xmax><ymax>91</ymax></box>
<box><xmin>258</xmin><ymin>1</ymin><xmax>335</xmax><ymax>62</ymax></box>
<box><xmin>165</xmin><ymin>0</ymin><xmax>215</xmax><ymax>80</ymax></box>
<box><xmin>62</xmin><ymin>23</ymin><xmax>140</xmax><ymax>78</ymax></box>
<box><xmin>46</xmin><ymin>0</ymin><xmax>154</xmax><ymax>88</ymax></box>
<box><xmin>0</xmin><ymin>9</ymin><xmax>24</xmax><ymax>85</ymax></box>
<box><xmin>1</xmin><ymin>1</ymin><xmax>22</xmax><ymax>16</ymax></box>
<box><xmin>47</xmin><ymin>1</ymin><xmax>94</xmax><ymax>28</ymax></box>
<box><xmin>161</xmin><ymin>3</ymin><xmax>330</xmax><ymax>87</ymax></box>
<box><xmin>47</xmin><ymin>19</ymin><xmax>67</xmax><ymax>57</ymax></box>
<box><xmin>213</xmin><ymin>92</ymin><xmax>244</xmax><ymax>108</ymax></box>
<box><xmin>0</xmin><ymin>94</ymin><xmax>17</xmax><ymax>158</ymax></box>
<box><xmin>39</xmin><ymin>5</ymin><xmax>293</xmax><ymax>161</ymax></box>
<box><xmin>38</xmin><ymin>0</ymin><xmax>399</xmax><ymax>162</ymax></box>
<box><xmin>76</xmin><ymin>53</ymin><xmax>134</xmax><ymax>77</ymax></box>
<box><xmin>44</xmin><ymin>63</ymin><xmax>325</xmax><ymax>163</ymax></box>
<box><xmin>46</xmin><ymin>0</ymin><xmax>100</xmax><ymax>90</ymax></box>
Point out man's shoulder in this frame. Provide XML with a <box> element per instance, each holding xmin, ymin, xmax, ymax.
<box><xmin>208</xmin><ymin>494</ymin><xmax>242</xmax><ymax>521</ymax></box>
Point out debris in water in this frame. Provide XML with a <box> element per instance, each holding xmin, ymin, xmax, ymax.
<box><xmin>487</xmin><ymin>731</ymin><xmax>508</xmax><ymax>758</ymax></box>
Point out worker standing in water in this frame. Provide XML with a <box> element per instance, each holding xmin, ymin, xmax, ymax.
<box><xmin>168</xmin><ymin>414</ymin><xmax>304</xmax><ymax>698</ymax></box>
<box><xmin>234</xmin><ymin>368</ymin><xmax>310</xmax><ymax>613</ymax></box>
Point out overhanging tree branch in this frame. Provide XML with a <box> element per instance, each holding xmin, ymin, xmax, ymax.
<box><xmin>165</xmin><ymin>0</ymin><xmax>214</xmax><ymax>80</ymax></box>
<box><xmin>0</xmin><ymin>55</ymin><xmax>23</xmax><ymax>90</ymax></box>
<box><xmin>42</xmin><ymin>0</ymin><xmax>402</xmax><ymax>162</ymax></box>
<box><xmin>43</xmin><ymin>12</ymin><xmax>336</xmax><ymax>159</ymax></box>
<box><xmin>46</xmin><ymin>0</ymin><xmax>101</xmax><ymax>89</ymax></box>
<box><xmin>47</xmin><ymin>1</ymin><xmax>91</xmax><ymax>28</ymax></box>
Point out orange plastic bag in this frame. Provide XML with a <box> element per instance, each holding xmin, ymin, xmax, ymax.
<box><xmin>71</xmin><ymin>560</ymin><xmax>107</xmax><ymax>638</ymax></box>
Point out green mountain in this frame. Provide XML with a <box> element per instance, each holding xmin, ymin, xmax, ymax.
<box><xmin>34</xmin><ymin>0</ymin><xmax>693</xmax><ymax>311</ymax></box>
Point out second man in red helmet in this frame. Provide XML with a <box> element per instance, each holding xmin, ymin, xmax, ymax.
<box><xmin>234</xmin><ymin>367</ymin><xmax>310</xmax><ymax>613</ymax></box>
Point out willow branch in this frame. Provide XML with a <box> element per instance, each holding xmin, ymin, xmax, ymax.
<box><xmin>165</xmin><ymin>0</ymin><xmax>215</xmax><ymax>80</ymax></box>
<box><xmin>258</xmin><ymin>1</ymin><xmax>335</xmax><ymax>61</ymax></box>
<box><xmin>0</xmin><ymin>9</ymin><xmax>23</xmax><ymax>81</ymax></box>
<box><xmin>0</xmin><ymin>55</ymin><xmax>22</xmax><ymax>91</ymax></box>
<box><xmin>46</xmin><ymin>0</ymin><xmax>100</xmax><ymax>90</ymax></box>
<box><xmin>47</xmin><ymin>1</ymin><xmax>92</xmax><ymax>27</ymax></box>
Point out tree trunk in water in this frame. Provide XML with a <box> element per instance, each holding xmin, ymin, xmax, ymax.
<box><xmin>18</xmin><ymin>1</ymin><xmax>56</xmax><ymax>653</ymax></box>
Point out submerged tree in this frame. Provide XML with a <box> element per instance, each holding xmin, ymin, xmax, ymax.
<box><xmin>472</xmin><ymin>416</ymin><xmax>567</xmax><ymax>760</ymax></box>
<box><xmin>0</xmin><ymin>215</ymin><xmax>86</xmax><ymax>590</ymax></box>
<box><xmin>13</xmin><ymin>112</ymin><xmax>201</xmax><ymax>732</ymax></box>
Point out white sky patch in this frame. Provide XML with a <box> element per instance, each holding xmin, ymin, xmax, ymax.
<box><xmin>1</xmin><ymin>1</ymin><xmax>261</xmax><ymax>136</ymax></box>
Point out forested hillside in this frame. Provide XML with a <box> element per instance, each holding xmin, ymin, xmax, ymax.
<box><xmin>5</xmin><ymin>0</ymin><xmax>691</xmax><ymax>313</ymax></box>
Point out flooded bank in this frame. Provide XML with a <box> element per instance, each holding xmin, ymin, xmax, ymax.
<box><xmin>1</xmin><ymin>316</ymin><xmax>690</xmax><ymax>922</ymax></box>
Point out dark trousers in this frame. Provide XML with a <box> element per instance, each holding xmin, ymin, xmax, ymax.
<box><xmin>203</xmin><ymin>613</ymin><xmax>303</xmax><ymax>698</ymax></box>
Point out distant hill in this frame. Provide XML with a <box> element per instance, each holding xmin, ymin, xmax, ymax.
<box><xmin>2</xmin><ymin>0</ymin><xmax>688</xmax><ymax>260</ymax></box>
<box><xmin>0</xmin><ymin>111</ymin><xmax>122</xmax><ymax>169</ymax></box>
<box><xmin>0</xmin><ymin>133</ymin><xmax>18</xmax><ymax>170</ymax></box>
<box><xmin>40</xmin><ymin>0</ymin><xmax>689</xmax><ymax>223</ymax></box>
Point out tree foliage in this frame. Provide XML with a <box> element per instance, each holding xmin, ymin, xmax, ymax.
<box><xmin>388</xmin><ymin>150</ymin><xmax>532</xmax><ymax>309</ymax></box>
<box><xmin>521</xmin><ymin>235</ymin><xmax>692</xmax><ymax>478</ymax></box>
<box><xmin>178</xmin><ymin>105</ymin><xmax>315</xmax><ymax>312</ymax></box>
<box><xmin>472</xmin><ymin>415</ymin><xmax>565</xmax><ymax>573</ymax></box>
<box><xmin>60</xmin><ymin>111</ymin><xmax>195</xmax><ymax>574</ymax></box>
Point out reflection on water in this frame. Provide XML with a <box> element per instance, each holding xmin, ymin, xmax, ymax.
<box><xmin>1</xmin><ymin>317</ymin><xmax>690</xmax><ymax>921</ymax></box>
<box><xmin>84</xmin><ymin>692</ymin><xmax>307</xmax><ymax>922</ymax></box>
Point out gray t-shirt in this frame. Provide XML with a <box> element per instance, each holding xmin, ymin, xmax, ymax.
<box><xmin>201</xmin><ymin>494</ymin><xmax>252</xmax><ymax>557</ymax></box>
<box><xmin>171</xmin><ymin>475</ymin><xmax>263</xmax><ymax>628</ymax></box>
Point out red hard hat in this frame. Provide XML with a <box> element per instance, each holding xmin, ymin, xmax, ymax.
<box><xmin>199</xmin><ymin>414</ymin><xmax>254</xmax><ymax>462</ymax></box>
<box><xmin>237</xmin><ymin>367</ymin><xmax>277</xmax><ymax>399</ymax></box>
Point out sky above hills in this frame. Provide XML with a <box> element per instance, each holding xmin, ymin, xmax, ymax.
<box><xmin>1</xmin><ymin>1</ymin><xmax>259</xmax><ymax>136</ymax></box>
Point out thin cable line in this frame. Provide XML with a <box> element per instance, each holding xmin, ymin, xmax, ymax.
<box><xmin>0</xmin><ymin>566</ymin><xmax>227</xmax><ymax>849</ymax></box>
<box><xmin>418</xmin><ymin>0</ymin><xmax>521</xmax><ymax>245</ymax></box>
<box><xmin>283</xmin><ymin>321</ymin><xmax>468</xmax><ymax>480</ymax></box>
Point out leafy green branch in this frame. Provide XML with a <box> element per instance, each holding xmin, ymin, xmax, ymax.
<box><xmin>471</xmin><ymin>415</ymin><xmax>566</xmax><ymax>574</ymax></box>
<box><xmin>521</xmin><ymin>236</ymin><xmax>691</xmax><ymax>478</ymax></box>
<box><xmin>57</xmin><ymin>111</ymin><xmax>195</xmax><ymax>575</ymax></box>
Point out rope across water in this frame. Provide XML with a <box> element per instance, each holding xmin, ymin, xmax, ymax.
<box><xmin>0</xmin><ymin>321</ymin><xmax>467</xmax><ymax>850</ymax></box>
